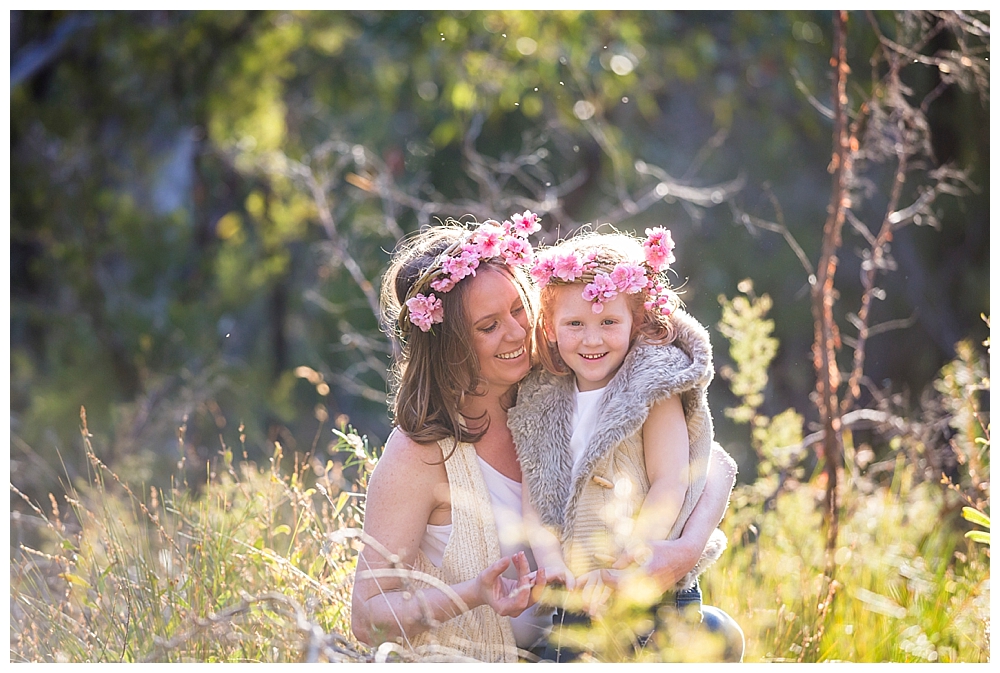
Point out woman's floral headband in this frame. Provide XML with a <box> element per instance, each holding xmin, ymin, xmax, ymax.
<box><xmin>530</xmin><ymin>227</ymin><xmax>678</xmax><ymax>316</ymax></box>
<box><xmin>400</xmin><ymin>211</ymin><xmax>542</xmax><ymax>333</ymax></box>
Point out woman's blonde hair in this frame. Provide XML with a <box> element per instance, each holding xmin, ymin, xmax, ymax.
<box><xmin>533</xmin><ymin>230</ymin><xmax>678</xmax><ymax>376</ymax></box>
<box><xmin>381</xmin><ymin>222</ymin><xmax>538</xmax><ymax>446</ymax></box>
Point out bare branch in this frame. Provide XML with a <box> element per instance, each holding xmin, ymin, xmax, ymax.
<box><xmin>730</xmin><ymin>203</ymin><xmax>816</xmax><ymax>280</ymax></box>
<box><xmin>792</xmin><ymin>67</ymin><xmax>835</xmax><ymax>120</ymax></box>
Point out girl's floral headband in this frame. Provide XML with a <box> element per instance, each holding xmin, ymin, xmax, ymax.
<box><xmin>400</xmin><ymin>211</ymin><xmax>542</xmax><ymax>333</ymax></box>
<box><xmin>530</xmin><ymin>227</ymin><xmax>678</xmax><ymax>316</ymax></box>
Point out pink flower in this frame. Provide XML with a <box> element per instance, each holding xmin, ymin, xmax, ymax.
<box><xmin>430</xmin><ymin>275</ymin><xmax>456</xmax><ymax>292</ymax></box>
<box><xmin>531</xmin><ymin>249</ymin><xmax>561</xmax><ymax>285</ymax></box>
<box><xmin>552</xmin><ymin>252</ymin><xmax>584</xmax><ymax>282</ymax></box>
<box><xmin>609</xmin><ymin>262</ymin><xmax>647</xmax><ymax>294</ymax></box>
<box><xmin>406</xmin><ymin>293</ymin><xmax>444</xmax><ymax>332</ymax></box>
<box><xmin>643</xmin><ymin>227</ymin><xmax>676</xmax><ymax>272</ymax></box>
<box><xmin>509</xmin><ymin>210</ymin><xmax>541</xmax><ymax>237</ymax></box>
<box><xmin>645</xmin><ymin>285</ymin><xmax>677</xmax><ymax>316</ymax></box>
<box><xmin>582</xmin><ymin>273</ymin><xmax>618</xmax><ymax>313</ymax></box>
<box><xmin>469</xmin><ymin>222</ymin><xmax>506</xmax><ymax>258</ymax></box>
<box><xmin>442</xmin><ymin>250</ymin><xmax>480</xmax><ymax>281</ymax></box>
<box><xmin>501</xmin><ymin>236</ymin><xmax>533</xmax><ymax>266</ymax></box>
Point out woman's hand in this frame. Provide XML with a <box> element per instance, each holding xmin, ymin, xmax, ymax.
<box><xmin>476</xmin><ymin>551</ymin><xmax>547</xmax><ymax>617</ymax></box>
<box><xmin>637</xmin><ymin>537</ymin><xmax>701</xmax><ymax>591</ymax></box>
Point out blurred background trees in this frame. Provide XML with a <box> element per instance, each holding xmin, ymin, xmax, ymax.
<box><xmin>10</xmin><ymin>9</ymin><xmax>988</xmax><ymax>510</ymax></box>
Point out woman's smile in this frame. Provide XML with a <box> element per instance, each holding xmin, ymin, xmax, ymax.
<box><xmin>496</xmin><ymin>345</ymin><xmax>526</xmax><ymax>360</ymax></box>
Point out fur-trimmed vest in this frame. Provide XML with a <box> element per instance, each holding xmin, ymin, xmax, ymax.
<box><xmin>508</xmin><ymin>310</ymin><xmax>727</xmax><ymax>589</ymax></box>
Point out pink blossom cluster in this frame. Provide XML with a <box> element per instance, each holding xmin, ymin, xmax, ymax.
<box><xmin>530</xmin><ymin>227</ymin><xmax>678</xmax><ymax>316</ymax></box>
<box><xmin>643</xmin><ymin>227</ymin><xmax>676</xmax><ymax>272</ymax></box>
<box><xmin>531</xmin><ymin>249</ymin><xmax>589</xmax><ymax>286</ymax></box>
<box><xmin>583</xmin><ymin>262</ymin><xmax>651</xmax><ymax>314</ymax></box>
<box><xmin>407</xmin><ymin>212</ymin><xmax>542</xmax><ymax>332</ymax></box>
<box><xmin>405</xmin><ymin>293</ymin><xmax>444</xmax><ymax>332</ymax></box>
<box><xmin>644</xmin><ymin>281</ymin><xmax>677</xmax><ymax>316</ymax></box>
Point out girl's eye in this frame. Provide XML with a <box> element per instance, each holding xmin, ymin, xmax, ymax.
<box><xmin>512</xmin><ymin>304</ymin><xmax>524</xmax><ymax>316</ymax></box>
<box><xmin>569</xmin><ymin>320</ymin><xmax>583</xmax><ymax>327</ymax></box>
<box><xmin>603</xmin><ymin>319</ymin><xmax>616</xmax><ymax>326</ymax></box>
<box><xmin>480</xmin><ymin>321</ymin><xmax>499</xmax><ymax>333</ymax></box>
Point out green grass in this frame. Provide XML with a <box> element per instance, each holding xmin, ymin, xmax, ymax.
<box><xmin>10</xmin><ymin>424</ymin><xmax>373</xmax><ymax>662</ymax></box>
<box><xmin>10</xmin><ymin>422</ymin><xmax>990</xmax><ymax>662</ymax></box>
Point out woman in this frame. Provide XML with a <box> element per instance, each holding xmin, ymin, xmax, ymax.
<box><xmin>350</xmin><ymin>216</ymin><xmax>741</xmax><ymax>662</ymax></box>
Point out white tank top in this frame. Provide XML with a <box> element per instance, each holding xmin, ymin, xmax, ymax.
<box><xmin>419</xmin><ymin>455</ymin><xmax>552</xmax><ymax>649</ymax></box>
<box><xmin>569</xmin><ymin>384</ymin><xmax>607</xmax><ymax>475</ymax></box>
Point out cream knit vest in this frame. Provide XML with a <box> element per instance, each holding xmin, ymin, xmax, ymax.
<box><xmin>405</xmin><ymin>438</ymin><xmax>520</xmax><ymax>662</ymax></box>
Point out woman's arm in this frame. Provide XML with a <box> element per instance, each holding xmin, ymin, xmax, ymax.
<box><xmin>350</xmin><ymin>432</ymin><xmax>541</xmax><ymax>646</ymax></box>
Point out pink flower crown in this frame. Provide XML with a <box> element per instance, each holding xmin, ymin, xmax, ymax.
<box><xmin>400</xmin><ymin>211</ymin><xmax>542</xmax><ymax>333</ymax></box>
<box><xmin>530</xmin><ymin>227</ymin><xmax>678</xmax><ymax>316</ymax></box>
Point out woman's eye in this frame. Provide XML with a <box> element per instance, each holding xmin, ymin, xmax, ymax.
<box><xmin>512</xmin><ymin>304</ymin><xmax>524</xmax><ymax>315</ymax></box>
<box><xmin>480</xmin><ymin>321</ymin><xmax>499</xmax><ymax>333</ymax></box>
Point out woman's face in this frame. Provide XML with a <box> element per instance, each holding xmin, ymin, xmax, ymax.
<box><xmin>464</xmin><ymin>266</ymin><xmax>532</xmax><ymax>394</ymax></box>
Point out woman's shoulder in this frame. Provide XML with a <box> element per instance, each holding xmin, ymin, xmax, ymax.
<box><xmin>374</xmin><ymin>428</ymin><xmax>449</xmax><ymax>482</ymax></box>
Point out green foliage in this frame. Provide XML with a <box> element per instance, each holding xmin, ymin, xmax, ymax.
<box><xmin>717</xmin><ymin>279</ymin><xmax>779</xmax><ymax>423</ymax></box>
<box><xmin>718</xmin><ymin>280</ymin><xmax>804</xmax><ymax>480</ymax></box>
<box><xmin>713</xmin><ymin>285</ymin><xmax>990</xmax><ymax>662</ymax></box>
<box><xmin>713</xmin><ymin>472</ymin><xmax>990</xmax><ymax>662</ymax></box>
<box><xmin>961</xmin><ymin>507</ymin><xmax>989</xmax><ymax>546</ymax></box>
<box><xmin>8</xmin><ymin>11</ymin><xmax>991</xmax><ymax>664</ymax></box>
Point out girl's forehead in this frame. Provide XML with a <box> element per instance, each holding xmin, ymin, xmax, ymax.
<box><xmin>549</xmin><ymin>285</ymin><xmax>631</xmax><ymax>317</ymax></box>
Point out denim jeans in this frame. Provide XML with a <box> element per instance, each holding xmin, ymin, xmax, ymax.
<box><xmin>538</xmin><ymin>580</ymin><xmax>744</xmax><ymax>663</ymax></box>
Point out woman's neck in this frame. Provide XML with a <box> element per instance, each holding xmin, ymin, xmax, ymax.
<box><xmin>459</xmin><ymin>383</ymin><xmax>512</xmax><ymax>423</ymax></box>
<box><xmin>460</xmin><ymin>385</ymin><xmax>521</xmax><ymax>481</ymax></box>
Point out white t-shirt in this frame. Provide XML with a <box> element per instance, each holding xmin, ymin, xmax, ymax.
<box><xmin>419</xmin><ymin>455</ymin><xmax>553</xmax><ymax>649</ymax></box>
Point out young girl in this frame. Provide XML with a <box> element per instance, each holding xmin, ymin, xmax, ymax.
<box><xmin>507</xmin><ymin>228</ymin><xmax>729</xmax><ymax>660</ymax></box>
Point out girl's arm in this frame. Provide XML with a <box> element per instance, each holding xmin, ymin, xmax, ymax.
<box><xmin>614</xmin><ymin>443</ymin><xmax>737</xmax><ymax>591</ymax></box>
<box><xmin>350</xmin><ymin>432</ymin><xmax>543</xmax><ymax>646</ymax></box>
<box><xmin>522</xmin><ymin>478</ymin><xmax>575</xmax><ymax>588</ymax></box>
<box><xmin>630</xmin><ymin>394</ymin><xmax>690</xmax><ymax>552</ymax></box>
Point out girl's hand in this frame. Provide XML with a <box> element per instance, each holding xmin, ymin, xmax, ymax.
<box><xmin>476</xmin><ymin>552</ymin><xmax>546</xmax><ymax>617</ymax></box>
<box><xmin>576</xmin><ymin>569</ymin><xmax>613</xmax><ymax>617</ymax></box>
<box><xmin>612</xmin><ymin>543</ymin><xmax>653</xmax><ymax>571</ymax></box>
<box><xmin>541</xmin><ymin>563</ymin><xmax>576</xmax><ymax>590</ymax></box>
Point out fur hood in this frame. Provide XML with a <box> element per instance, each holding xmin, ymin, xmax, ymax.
<box><xmin>509</xmin><ymin>309</ymin><xmax>715</xmax><ymax>534</ymax></box>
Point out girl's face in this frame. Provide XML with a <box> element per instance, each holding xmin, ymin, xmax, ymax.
<box><xmin>464</xmin><ymin>266</ymin><xmax>532</xmax><ymax>395</ymax></box>
<box><xmin>545</xmin><ymin>285</ymin><xmax>633</xmax><ymax>391</ymax></box>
